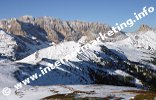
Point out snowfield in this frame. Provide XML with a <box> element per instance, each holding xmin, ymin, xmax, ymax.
<box><xmin>0</xmin><ymin>85</ymin><xmax>139</xmax><ymax>100</ymax></box>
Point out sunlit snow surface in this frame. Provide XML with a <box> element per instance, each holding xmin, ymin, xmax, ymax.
<box><xmin>0</xmin><ymin>85</ymin><xmax>138</xmax><ymax>100</ymax></box>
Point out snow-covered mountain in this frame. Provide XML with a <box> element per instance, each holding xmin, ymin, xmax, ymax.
<box><xmin>129</xmin><ymin>25</ymin><xmax>156</xmax><ymax>50</ymax></box>
<box><xmin>0</xmin><ymin>16</ymin><xmax>156</xmax><ymax>99</ymax></box>
<box><xmin>14</xmin><ymin>35</ymin><xmax>156</xmax><ymax>87</ymax></box>
<box><xmin>14</xmin><ymin>24</ymin><xmax>156</xmax><ymax>88</ymax></box>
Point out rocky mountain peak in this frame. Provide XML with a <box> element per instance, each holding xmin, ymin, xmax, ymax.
<box><xmin>137</xmin><ymin>24</ymin><xmax>152</xmax><ymax>32</ymax></box>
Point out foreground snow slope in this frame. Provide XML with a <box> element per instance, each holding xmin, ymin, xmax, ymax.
<box><xmin>0</xmin><ymin>60</ymin><xmax>19</xmax><ymax>87</ymax></box>
<box><xmin>0</xmin><ymin>85</ymin><xmax>138</xmax><ymax>100</ymax></box>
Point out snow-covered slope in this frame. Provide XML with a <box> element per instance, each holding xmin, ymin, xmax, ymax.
<box><xmin>13</xmin><ymin>39</ymin><xmax>156</xmax><ymax>88</ymax></box>
<box><xmin>104</xmin><ymin>30</ymin><xmax>156</xmax><ymax>62</ymax></box>
<box><xmin>16</xmin><ymin>41</ymin><xmax>80</xmax><ymax>64</ymax></box>
<box><xmin>0</xmin><ymin>30</ymin><xmax>17</xmax><ymax>58</ymax></box>
<box><xmin>0</xmin><ymin>85</ymin><xmax>139</xmax><ymax>100</ymax></box>
<box><xmin>129</xmin><ymin>30</ymin><xmax>156</xmax><ymax>50</ymax></box>
<box><xmin>0</xmin><ymin>60</ymin><xmax>20</xmax><ymax>87</ymax></box>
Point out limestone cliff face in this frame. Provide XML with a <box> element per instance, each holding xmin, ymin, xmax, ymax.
<box><xmin>0</xmin><ymin>16</ymin><xmax>126</xmax><ymax>43</ymax></box>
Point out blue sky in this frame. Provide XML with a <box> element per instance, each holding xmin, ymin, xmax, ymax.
<box><xmin>0</xmin><ymin>0</ymin><xmax>155</xmax><ymax>32</ymax></box>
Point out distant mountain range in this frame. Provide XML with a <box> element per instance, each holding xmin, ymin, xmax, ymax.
<box><xmin>0</xmin><ymin>16</ymin><xmax>126</xmax><ymax>60</ymax></box>
<box><xmin>0</xmin><ymin>16</ymin><xmax>156</xmax><ymax>92</ymax></box>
